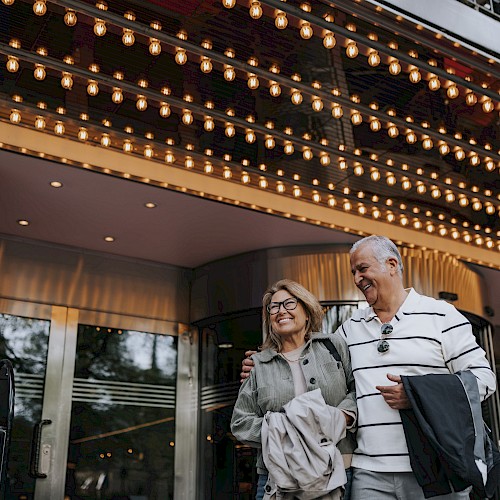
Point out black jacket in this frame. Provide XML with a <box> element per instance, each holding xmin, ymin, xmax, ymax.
<box><xmin>400</xmin><ymin>371</ymin><xmax>500</xmax><ymax>499</ymax></box>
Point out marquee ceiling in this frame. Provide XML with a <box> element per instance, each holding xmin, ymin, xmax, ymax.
<box><xmin>0</xmin><ymin>0</ymin><xmax>498</xmax><ymax>265</ymax></box>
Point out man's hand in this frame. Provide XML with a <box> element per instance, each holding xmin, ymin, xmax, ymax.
<box><xmin>240</xmin><ymin>350</ymin><xmax>257</xmax><ymax>382</ymax></box>
<box><xmin>376</xmin><ymin>373</ymin><xmax>411</xmax><ymax>409</ymax></box>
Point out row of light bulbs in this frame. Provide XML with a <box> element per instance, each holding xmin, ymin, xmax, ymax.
<box><xmin>3</xmin><ymin>106</ymin><xmax>498</xmax><ymax>249</ymax></box>
<box><xmin>6</xmin><ymin>105</ymin><xmax>498</xmax><ymax>224</ymax></box>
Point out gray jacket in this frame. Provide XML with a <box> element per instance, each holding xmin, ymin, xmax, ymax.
<box><xmin>231</xmin><ymin>332</ymin><xmax>357</xmax><ymax>474</ymax></box>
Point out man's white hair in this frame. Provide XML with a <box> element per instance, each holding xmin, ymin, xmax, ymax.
<box><xmin>350</xmin><ymin>235</ymin><xmax>404</xmax><ymax>276</ymax></box>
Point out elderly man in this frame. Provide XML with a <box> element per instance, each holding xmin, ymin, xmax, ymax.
<box><xmin>241</xmin><ymin>235</ymin><xmax>497</xmax><ymax>499</ymax></box>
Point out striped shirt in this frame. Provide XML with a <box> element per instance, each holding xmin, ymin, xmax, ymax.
<box><xmin>335</xmin><ymin>288</ymin><xmax>496</xmax><ymax>473</ymax></box>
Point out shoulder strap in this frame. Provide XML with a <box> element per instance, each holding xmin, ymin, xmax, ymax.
<box><xmin>320</xmin><ymin>338</ymin><xmax>341</xmax><ymax>363</ymax></box>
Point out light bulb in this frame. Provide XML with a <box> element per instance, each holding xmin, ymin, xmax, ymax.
<box><xmin>33</xmin><ymin>0</ymin><xmax>47</xmax><ymax>16</ymax></box>
<box><xmin>370</xmin><ymin>169</ymin><xmax>380</xmax><ymax>181</ymax></box>
<box><xmin>482</xmin><ymin>98</ymin><xmax>494</xmax><ymax>113</ymax></box>
<box><xmin>34</xmin><ymin>64</ymin><xmax>46</xmax><ymax>81</ymax></box>
<box><xmin>182</xmin><ymin>110</ymin><xmax>193</xmax><ymax>125</ymax></box>
<box><xmin>402</xmin><ymin>178</ymin><xmax>412</xmax><ymax>190</ymax></box>
<box><xmin>389</xmin><ymin>59</ymin><xmax>401</xmax><ymax>75</ymax></box>
<box><xmin>34</xmin><ymin>116</ymin><xmax>46</xmax><ymax>129</ymax></box>
<box><xmin>269</xmin><ymin>82</ymin><xmax>281</xmax><ymax>97</ymax></box>
<box><xmin>303</xmin><ymin>148</ymin><xmax>313</xmax><ymax>160</ymax></box>
<box><xmin>428</xmin><ymin>75</ymin><xmax>440</xmax><ymax>91</ymax></box>
<box><xmin>61</xmin><ymin>72</ymin><xmax>73</xmax><ymax>90</ymax></box>
<box><xmin>312</xmin><ymin>97</ymin><xmax>323</xmax><ymax>112</ymax></box>
<box><xmin>323</xmin><ymin>32</ymin><xmax>336</xmax><ymax>49</ymax></box>
<box><xmin>222</xmin><ymin>0</ymin><xmax>236</xmax><ymax>7</ymax></box>
<box><xmin>165</xmin><ymin>151</ymin><xmax>175</xmax><ymax>164</ymax></box>
<box><xmin>368</xmin><ymin>50</ymin><xmax>380</xmax><ymax>67</ymax></box>
<box><xmin>223</xmin><ymin>167</ymin><xmax>232</xmax><ymax>179</ymax></box>
<box><xmin>406</xmin><ymin>131</ymin><xmax>417</xmax><ymax>144</ymax></box>
<box><xmin>64</xmin><ymin>9</ymin><xmax>77</xmax><ymax>26</ymax></box>
<box><xmin>241</xmin><ymin>172</ymin><xmax>250</xmax><ymax>184</ymax></box>
<box><xmin>422</xmin><ymin>136</ymin><xmax>433</xmax><ymax>150</ymax></box>
<box><xmin>112</xmin><ymin>88</ymin><xmax>123</xmax><ymax>104</ymax></box>
<box><xmin>387</xmin><ymin>124</ymin><xmax>399</xmax><ymax>138</ymax></box>
<box><xmin>416</xmin><ymin>183</ymin><xmax>426</xmax><ymax>194</ymax></box>
<box><xmin>6</xmin><ymin>55</ymin><xmax>19</xmax><ymax>73</ymax></box>
<box><xmin>9</xmin><ymin>109</ymin><xmax>21</xmax><ymax>124</ymax></box>
<box><xmin>320</xmin><ymin>153</ymin><xmax>330</xmax><ymax>166</ymax></box>
<box><xmin>200</xmin><ymin>57</ymin><xmax>212</xmax><ymax>74</ymax></box>
<box><xmin>465</xmin><ymin>91</ymin><xmax>477</xmax><ymax>106</ymax></box>
<box><xmin>54</xmin><ymin>121</ymin><xmax>65</xmax><ymax>135</ymax></box>
<box><xmin>225</xmin><ymin>123</ymin><xmax>235</xmax><ymax>137</ymax></box>
<box><xmin>291</xmin><ymin>90</ymin><xmax>303</xmax><ymax>105</ymax></box>
<box><xmin>284</xmin><ymin>142</ymin><xmax>294</xmax><ymax>155</ymax></box>
<box><xmin>332</xmin><ymin>104</ymin><xmax>343</xmax><ymax>119</ymax></box>
<box><xmin>439</xmin><ymin>142</ymin><xmax>450</xmax><ymax>155</ymax></box>
<box><xmin>446</xmin><ymin>84</ymin><xmax>459</xmax><ymax>99</ymax></box>
<box><xmin>265</xmin><ymin>136</ymin><xmax>275</xmax><ymax>149</ymax></box>
<box><xmin>87</xmin><ymin>80</ymin><xmax>99</xmax><ymax>96</ymax></box>
<box><xmin>300</xmin><ymin>21</ymin><xmax>313</xmax><ymax>39</ymax></box>
<box><xmin>259</xmin><ymin>177</ymin><xmax>268</xmax><ymax>189</ymax></box>
<box><xmin>354</xmin><ymin>165</ymin><xmax>364</xmax><ymax>176</ymax></box>
<box><xmin>149</xmin><ymin>39</ymin><xmax>161</xmax><ymax>56</ymax></box>
<box><xmin>122</xmin><ymin>29</ymin><xmax>135</xmax><ymax>46</ymax></box>
<box><xmin>351</xmin><ymin>110</ymin><xmax>362</xmax><ymax>125</ymax></box>
<box><xmin>409</xmin><ymin>68</ymin><xmax>421</xmax><ymax>83</ymax></box>
<box><xmin>370</xmin><ymin>118</ymin><xmax>381</xmax><ymax>132</ymax></box>
<box><xmin>455</xmin><ymin>148</ymin><xmax>465</xmax><ymax>161</ymax></box>
<box><xmin>136</xmin><ymin>95</ymin><xmax>147</xmax><ymax>111</ymax></box>
<box><xmin>245</xmin><ymin>130</ymin><xmax>256</xmax><ymax>143</ymax></box>
<box><xmin>312</xmin><ymin>191</ymin><xmax>321</xmax><ymax>203</ymax></box>
<box><xmin>293</xmin><ymin>186</ymin><xmax>302</xmax><ymax>197</ymax></box>
<box><xmin>159</xmin><ymin>103</ymin><xmax>170</xmax><ymax>117</ymax></box>
<box><xmin>247</xmin><ymin>74</ymin><xmax>259</xmax><ymax>89</ymax></box>
<box><xmin>204</xmin><ymin>161</ymin><xmax>214</xmax><ymax>174</ymax></box>
<box><xmin>430</xmin><ymin>186</ymin><xmax>441</xmax><ymax>199</ymax></box>
<box><xmin>224</xmin><ymin>65</ymin><xmax>235</xmax><ymax>81</ymax></box>
<box><xmin>249</xmin><ymin>1</ymin><xmax>262</xmax><ymax>19</ymax></box>
<box><xmin>204</xmin><ymin>116</ymin><xmax>215</xmax><ymax>132</ymax></box>
<box><xmin>275</xmin><ymin>11</ymin><xmax>288</xmax><ymax>29</ymax></box>
<box><xmin>78</xmin><ymin>127</ymin><xmax>88</xmax><ymax>141</ymax></box>
<box><xmin>185</xmin><ymin>156</ymin><xmax>194</xmax><ymax>169</ymax></box>
<box><xmin>346</xmin><ymin>41</ymin><xmax>358</xmax><ymax>58</ymax></box>
<box><xmin>144</xmin><ymin>145</ymin><xmax>154</xmax><ymax>159</ymax></box>
<box><xmin>445</xmin><ymin>192</ymin><xmax>455</xmax><ymax>203</ymax></box>
<box><xmin>386</xmin><ymin>174</ymin><xmax>396</xmax><ymax>186</ymax></box>
<box><xmin>175</xmin><ymin>48</ymin><xmax>187</xmax><ymax>65</ymax></box>
<box><xmin>470</xmin><ymin>154</ymin><xmax>480</xmax><ymax>166</ymax></box>
<box><xmin>94</xmin><ymin>19</ymin><xmax>106</xmax><ymax>36</ymax></box>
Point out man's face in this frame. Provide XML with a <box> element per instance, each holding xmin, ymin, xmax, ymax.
<box><xmin>350</xmin><ymin>244</ymin><xmax>393</xmax><ymax>307</ymax></box>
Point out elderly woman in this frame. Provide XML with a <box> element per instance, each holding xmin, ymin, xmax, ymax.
<box><xmin>231</xmin><ymin>279</ymin><xmax>357</xmax><ymax>500</ymax></box>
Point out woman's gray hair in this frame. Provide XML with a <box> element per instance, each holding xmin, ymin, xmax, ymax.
<box><xmin>350</xmin><ymin>235</ymin><xmax>404</xmax><ymax>276</ymax></box>
<box><xmin>261</xmin><ymin>279</ymin><xmax>324</xmax><ymax>352</ymax></box>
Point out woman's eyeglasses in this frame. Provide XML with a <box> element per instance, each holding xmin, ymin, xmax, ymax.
<box><xmin>377</xmin><ymin>323</ymin><xmax>393</xmax><ymax>353</ymax></box>
<box><xmin>267</xmin><ymin>298</ymin><xmax>298</xmax><ymax>315</ymax></box>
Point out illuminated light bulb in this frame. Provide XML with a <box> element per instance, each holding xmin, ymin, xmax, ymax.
<box><xmin>409</xmin><ymin>68</ymin><xmax>421</xmax><ymax>83</ymax></box>
<box><xmin>312</xmin><ymin>97</ymin><xmax>323</xmax><ymax>112</ymax></box>
<box><xmin>269</xmin><ymin>81</ymin><xmax>281</xmax><ymax>97</ymax></box>
<box><xmin>265</xmin><ymin>135</ymin><xmax>275</xmax><ymax>149</ymax></box>
<box><xmin>416</xmin><ymin>183</ymin><xmax>426</xmax><ymax>194</ymax></box>
<box><xmin>472</xmin><ymin>200</ymin><xmax>482</xmax><ymax>211</ymax></box>
<box><xmin>465</xmin><ymin>91</ymin><xmax>477</xmax><ymax>106</ymax></box>
<box><xmin>204</xmin><ymin>161</ymin><xmax>214</xmax><ymax>174</ymax></box>
<box><xmin>368</xmin><ymin>50</ymin><xmax>380</xmax><ymax>67</ymax></box>
<box><xmin>200</xmin><ymin>57</ymin><xmax>213</xmax><ymax>74</ymax></box>
<box><xmin>77</xmin><ymin>127</ymin><xmax>88</xmax><ymax>141</ymax></box>
<box><xmin>111</xmin><ymin>87</ymin><xmax>123</xmax><ymax>104</ymax></box>
<box><xmin>87</xmin><ymin>80</ymin><xmax>99</xmax><ymax>96</ymax></box>
<box><xmin>291</xmin><ymin>90</ymin><xmax>303</xmax><ymax>105</ymax></box>
<box><xmin>61</xmin><ymin>72</ymin><xmax>73</xmax><ymax>90</ymax></box>
<box><xmin>136</xmin><ymin>95</ymin><xmax>147</xmax><ymax>111</ymax></box>
<box><xmin>351</xmin><ymin>110</ymin><xmax>362</xmax><ymax>125</ymax></box>
<box><xmin>405</xmin><ymin>130</ymin><xmax>417</xmax><ymax>144</ymax></box>
<box><xmin>386</xmin><ymin>174</ymin><xmax>396</xmax><ymax>186</ymax></box>
<box><xmin>34</xmin><ymin>115</ymin><xmax>46</xmax><ymax>130</ymax></box>
<box><xmin>484</xmin><ymin>159</ymin><xmax>495</xmax><ymax>172</ymax></box>
<box><xmin>323</xmin><ymin>32</ymin><xmax>336</xmax><ymax>49</ymax></box>
<box><xmin>346</xmin><ymin>41</ymin><xmax>358</xmax><ymax>58</ymax></box>
<box><xmin>165</xmin><ymin>151</ymin><xmax>175</xmax><ymax>164</ymax></box>
<box><xmin>64</xmin><ymin>9</ymin><xmax>77</xmax><ymax>26</ymax></box>
<box><xmin>94</xmin><ymin>19</ymin><xmax>106</xmax><ymax>36</ymax></box>
<box><xmin>445</xmin><ymin>191</ymin><xmax>455</xmax><ymax>203</ymax></box>
<box><xmin>458</xmin><ymin>196</ymin><xmax>469</xmax><ymax>207</ymax></box>
<box><xmin>204</xmin><ymin>116</ymin><xmax>215</xmax><ymax>132</ymax></box>
<box><xmin>54</xmin><ymin>121</ymin><xmax>65</xmax><ymax>135</ymax></box>
<box><xmin>328</xmin><ymin>197</ymin><xmax>337</xmax><ymax>207</ymax></box>
<box><xmin>370</xmin><ymin>169</ymin><xmax>380</xmax><ymax>181</ymax></box>
<box><xmin>353</xmin><ymin>165</ymin><xmax>364</xmax><ymax>176</ymax></box>
<box><xmin>439</xmin><ymin>142</ymin><xmax>450</xmax><ymax>155</ymax></box>
<box><xmin>225</xmin><ymin>123</ymin><xmax>235</xmax><ymax>138</ymax></box>
<box><xmin>422</xmin><ymin>136</ymin><xmax>433</xmax><ymax>150</ymax></box>
<box><xmin>413</xmin><ymin>220</ymin><xmax>423</xmax><ymax>230</ymax></box>
<box><xmin>358</xmin><ymin>205</ymin><xmax>367</xmax><ymax>215</ymax></box>
<box><xmin>455</xmin><ymin>148</ymin><xmax>465</xmax><ymax>161</ymax></box>
<box><xmin>439</xmin><ymin>227</ymin><xmax>448</xmax><ymax>236</ymax></box>
<box><xmin>149</xmin><ymin>39</ymin><xmax>161</xmax><ymax>56</ymax></box>
<box><xmin>175</xmin><ymin>48</ymin><xmax>187</xmax><ymax>65</ymax></box>
<box><xmin>6</xmin><ymin>56</ymin><xmax>19</xmax><ymax>72</ymax></box>
<box><xmin>389</xmin><ymin>59</ymin><xmax>401</xmax><ymax>75</ymax></box>
<box><xmin>259</xmin><ymin>177</ymin><xmax>268</xmax><ymax>188</ymax></box>
<box><xmin>446</xmin><ymin>84</ymin><xmax>459</xmax><ymax>99</ymax></box>
<box><xmin>159</xmin><ymin>102</ymin><xmax>170</xmax><ymax>118</ymax></box>
<box><xmin>293</xmin><ymin>186</ymin><xmax>302</xmax><ymax>198</ymax></box>
<box><xmin>485</xmin><ymin>204</ymin><xmax>495</xmax><ymax>215</ymax></box>
<box><xmin>247</xmin><ymin>74</ymin><xmax>259</xmax><ymax>90</ymax></box>
<box><xmin>122</xmin><ymin>29</ymin><xmax>135</xmax><ymax>46</ymax></box>
<box><xmin>2</xmin><ymin>0</ymin><xmax>15</xmax><ymax>5</ymax></box>
<box><xmin>144</xmin><ymin>145</ymin><xmax>154</xmax><ymax>159</ymax></box>
<box><xmin>181</xmin><ymin>110</ymin><xmax>193</xmax><ymax>126</ymax></box>
<box><xmin>275</xmin><ymin>11</ymin><xmax>288</xmax><ymax>29</ymax></box>
<box><xmin>402</xmin><ymin>178</ymin><xmax>412</xmax><ymax>190</ymax></box>
<box><xmin>428</xmin><ymin>75</ymin><xmax>440</xmax><ymax>91</ymax></box>
<box><xmin>284</xmin><ymin>142</ymin><xmax>294</xmax><ymax>155</ymax></box>
<box><xmin>338</xmin><ymin>159</ymin><xmax>348</xmax><ymax>170</ymax></box>
<box><xmin>387</xmin><ymin>124</ymin><xmax>399</xmax><ymax>138</ymax></box>
<box><xmin>312</xmin><ymin>191</ymin><xmax>321</xmax><ymax>203</ymax></box>
<box><xmin>387</xmin><ymin>212</ymin><xmax>396</xmax><ymax>223</ymax></box>
<box><xmin>185</xmin><ymin>156</ymin><xmax>194</xmax><ymax>169</ymax></box>
<box><xmin>123</xmin><ymin>140</ymin><xmax>133</xmax><ymax>153</ymax></box>
<box><xmin>34</xmin><ymin>64</ymin><xmax>46</xmax><ymax>81</ymax></box>
<box><xmin>249</xmin><ymin>1</ymin><xmax>262</xmax><ymax>19</ymax></box>
<box><xmin>222</xmin><ymin>0</ymin><xmax>236</xmax><ymax>7</ymax></box>
<box><xmin>451</xmin><ymin>229</ymin><xmax>460</xmax><ymax>239</ymax></box>
<box><xmin>241</xmin><ymin>171</ymin><xmax>250</xmax><ymax>184</ymax></box>
<box><xmin>470</xmin><ymin>153</ymin><xmax>480</xmax><ymax>166</ymax></box>
<box><xmin>320</xmin><ymin>153</ymin><xmax>331</xmax><ymax>166</ymax></box>
<box><xmin>370</xmin><ymin>118</ymin><xmax>381</xmax><ymax>132</ymax></box>
<box><xmin>9</xmin><ymin>109</ymin><xmax>21</xmax><ymax>124</ymax></box>
<box><xmin>222</xmin><ymin>167</ymin><xmax>232</xmax><ymax>179</ymax></box>
<box><xmin>276</xmin><ymin>181</ymin><xmax>285</xmax><ymax>193</ymax></box>
<box><xmin>303</xmin><ymin>148</ymin><xmax>313</xmax><ymax>160</ymax></box>
<box><xmin>400</xmin><ymin>216</ymin><xmax>409</xmax><ymax>226</ymax></box>
<box><xmin>372</xmin><ymin>208</ymin><xmax>381</xmax><ymax>219</ymax></box>
<box><xmin>426</xmin><ymin>224</ymin><xmax>435</xmax><ymax>233</ymax></box>
<box><xmin>430</xmin><ymin>186</ymin><xmax>441</xmax><ymax>199</ymax></box>
<box><xmin>33</xmin><ymin>0</ymin><xmax>47</xmax><ymax>16</ymax></box>
<box><xmin>224</xmin><ymin>65</ymin><xmax>235</xmax><ymax>81</ymax></box>
<box><xmin>343</xmin><ymin>200</ymin><xmax>352</xmax><ymax>211</ymax></box>
<box><xmin>100</xmin><ymin>133</ymin><xmax>110</xmax><ymax>147</ymax></box>
<box><xmin>482</xmin><ymin>98</ymin><xmax>494</xmax><ymax>113</ymax></box>
<box><xmin>300</xmin><ymin>21</ymin><xmax>313</xmax><ymax>39</ymax></box>
<box><xmin>245</xmin><ymin>129</ymin><xmax>256</xmax><ymax>143</ymax></box>
<box><xmin>331</xmin><ymin>103</ymin><xmax>343</xmax><ymax>119</ymax></box>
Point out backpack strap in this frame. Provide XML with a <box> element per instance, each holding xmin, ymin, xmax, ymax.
<box><xmin>320</xmin><ymin>338</ymin><xmax>341</xmax><ymax>363</ymax></box>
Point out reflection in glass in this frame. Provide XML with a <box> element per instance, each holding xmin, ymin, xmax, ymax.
<box><xmin>66</xmin><ymin>325</ymin><xmax>177</xmax><ymax>499</ymax></box>
<box><xmin>0</xmin><ymin>313</ymin><xmax>50</xmax><ymax>499</ymax></box>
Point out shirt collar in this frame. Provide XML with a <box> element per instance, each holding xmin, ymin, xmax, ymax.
<box><xmin>360</xmin><ymin>287</ymin><xmax>417</xmax><ymax>322</ymax></box>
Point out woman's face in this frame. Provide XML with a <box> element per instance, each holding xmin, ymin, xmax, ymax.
<box><xmin>269</xmin><ymin>289</ymin><xmax>309</xmax><ymax>341</ymax></box>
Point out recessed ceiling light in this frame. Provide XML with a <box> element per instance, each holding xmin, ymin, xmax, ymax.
<box><xmin>104</xmin><ymin>236</ymin><xmax>115</xmax><ymax>242</ymax></box>
<box><xmin>17</xmin><ymin>219</ymin><xmax>30</xmax><ymax>226</ymax></box>
<box><xmin>50</xmin><ymin>181</ymin><xmax>63</xmax><ymax>188</ymax></box>
<box><xmin>144</xmin><ymin>202</ymin><xmax>157</xmax><ymax>208</ymax></box>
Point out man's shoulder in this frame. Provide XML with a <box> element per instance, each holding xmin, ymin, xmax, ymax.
<box><xmin>407</xmin><ymin>289</ymin><xmax>455</xmax><ymax>314</ymax></box>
